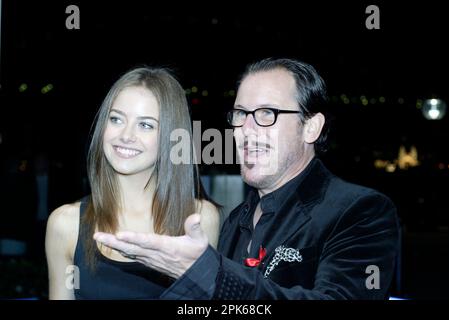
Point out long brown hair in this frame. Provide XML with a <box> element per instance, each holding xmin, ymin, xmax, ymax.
<box><xmin>82</xmin><ymin>67</ymin><xmax>205</xmax><ymax>269</ymax></box>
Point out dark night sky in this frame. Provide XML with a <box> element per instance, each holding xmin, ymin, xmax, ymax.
<box><xmin>1</xmin><ymin>1</ymin><xmax>448</xmax><ymax>176</ymax></box>
<box><xmin>2</xmin><ymin>2</ymin><xmax>448</xmax><ymax>90</ymax></box>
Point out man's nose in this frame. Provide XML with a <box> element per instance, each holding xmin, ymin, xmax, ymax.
<box><xmin>119</xmin><ymin>124</ymin><xmax>137</xmax><ymax>143</ymax></box>
<box><xmin>241</xmin><ymin>113</ymin><xmax>258</xmax><ymax>136</ymax></box>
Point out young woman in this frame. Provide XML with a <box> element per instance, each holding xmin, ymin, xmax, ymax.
<box><xmin>45</xmin><ymin>67</ymin><xmax>220</xmax><ymax>299</ymax></box>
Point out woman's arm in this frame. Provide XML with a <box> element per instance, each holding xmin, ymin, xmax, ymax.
<box><xmin>45</xmin><ymin>203</ymin><xmax>79</xmax><ymax>300</ymax></box>
<box><xmin>198</xmin><ymin>200</ymin><xmax>220</xmax><ymax>248</ymax></box>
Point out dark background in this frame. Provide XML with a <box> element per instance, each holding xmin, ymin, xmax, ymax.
<box><xmin>0</xmin><ymin>1</ymin><xmax>448</xmax><ymax>299</ymax></box>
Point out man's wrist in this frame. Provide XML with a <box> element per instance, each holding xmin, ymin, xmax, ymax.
<box><xmin>160</xmin><ymin>245</ymin><xmax>220</xmax><ymax>299</ymax></box>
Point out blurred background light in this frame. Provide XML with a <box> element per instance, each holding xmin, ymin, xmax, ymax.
<box><xmin>41</xmin><ymin>83</ymin><xmax>53</xmax><ymax>94</ymax></box>
<box><xmin>19</xmin><ymin>83</ymin><xmax>28</xmax><ymax>92</ymax></box>
<box><xmin>422</xmin><ymin>98</ymin><xmax>447</xmax><ymax>120</ymax></box>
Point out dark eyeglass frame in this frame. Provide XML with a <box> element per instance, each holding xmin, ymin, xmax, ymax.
<box><xmin>227</xmin><ymin>107</ymin><xmax>300</xmax><ymax>127</ymax></box>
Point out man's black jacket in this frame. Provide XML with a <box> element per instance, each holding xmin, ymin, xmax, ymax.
<box><xmin>161</xmin><ymin>158</ymin><xmax>400</xmax><ymax>299</ymax></box>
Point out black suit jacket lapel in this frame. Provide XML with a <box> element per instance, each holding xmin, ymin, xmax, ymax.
<box><xmin>259</xmin><ymin>159</ymin><xmax>332</xmax><ymax>265</ymax></box>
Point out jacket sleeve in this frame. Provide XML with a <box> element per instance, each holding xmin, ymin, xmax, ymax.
<box><xmin>161</xmin><ymin>192</ymin><xmax>400</xmax><ymax>300</ymax></box>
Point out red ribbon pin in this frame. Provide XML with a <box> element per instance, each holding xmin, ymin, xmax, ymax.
<box><xmin>244</xmin><ymin>246</ymin><xmax>267</xmax><ymax>267</ymax></box>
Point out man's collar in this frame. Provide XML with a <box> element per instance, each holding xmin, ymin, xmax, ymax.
<box><xmin>244</xmin><ymin>157</ymin><xmax>333</xmax><ymax>215</ymax></box>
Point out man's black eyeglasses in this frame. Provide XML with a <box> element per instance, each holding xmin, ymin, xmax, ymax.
<box><xmin>227</xmin><ymin>107</ymin><xmax>300</xmax><ymax>127</ymax></box>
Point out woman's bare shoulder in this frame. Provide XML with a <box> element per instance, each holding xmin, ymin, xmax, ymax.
<box><xmin>195</xmin><ymin>199</ymin><xmax>220</xmax><ymax>247</ymax></box>
<box><xmin>195</xmin><ymin>199</ymin><xmax>220</xmax><ymax>216</ymax></box>
<box><xmin>47</xmin><ymin>202</ymin><xmax>81</xmax><ymax>239</ymax></box>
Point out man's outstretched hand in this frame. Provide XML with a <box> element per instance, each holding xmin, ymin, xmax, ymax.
<box><xmin>94</xmin><ymin>213</ymin><xmax>209</xmax><ymax>279</ymax></box>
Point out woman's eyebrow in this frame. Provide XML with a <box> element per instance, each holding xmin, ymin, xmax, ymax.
<box><xmin>110</xmin><ymin>108</ymin><xmax>126</xmax><ymax>116</ymax></box>
<box><xmin>110</xmin><ymin>109</ymin><xmax>159</xmax><ymax>122</ymax></box>
<box><xmin>137</xmin><ymin>116</ymin><xmax>159</xmax><ymax>122</ymax></box>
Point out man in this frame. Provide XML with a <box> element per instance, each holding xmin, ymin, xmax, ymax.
<box><xmin>95</xmin><ymin>58</ymin><xmax>399</xmax><ymax>299</ymax></box>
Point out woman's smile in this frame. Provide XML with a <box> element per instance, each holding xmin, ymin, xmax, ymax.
<box><xmin>113</xmin><ymin>145</ymin><xmax>143</xmax><ymax>159</ymax></box>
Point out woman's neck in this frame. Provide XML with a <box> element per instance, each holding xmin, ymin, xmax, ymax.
<box><xmin>116</xmin><ymin>170</ymin><xmax>156</xmax><ymax>215</ymax></box>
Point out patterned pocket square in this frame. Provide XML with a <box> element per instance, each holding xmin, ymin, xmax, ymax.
<box><xmin>264</xmin><ymin>245</ymin><xmax>303</xmax><ymax>278</ymax></box>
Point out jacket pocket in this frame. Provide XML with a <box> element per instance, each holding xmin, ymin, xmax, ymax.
<box><xmin>263</xmin><ymin>246</ymin><xmax>318</xmax><ymax>289</ymax></box>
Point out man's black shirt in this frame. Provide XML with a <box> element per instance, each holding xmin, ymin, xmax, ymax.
<box><xmin>233</xmin><ymin>159</ymin><xmax>312</xmax><ymax>265</ymax></box>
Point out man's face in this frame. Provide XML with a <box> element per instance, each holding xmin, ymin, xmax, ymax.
<box><xmin>234</xmin><ymin>69</ymin><xmax>308</xmax><ymax>194</ymax></box>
